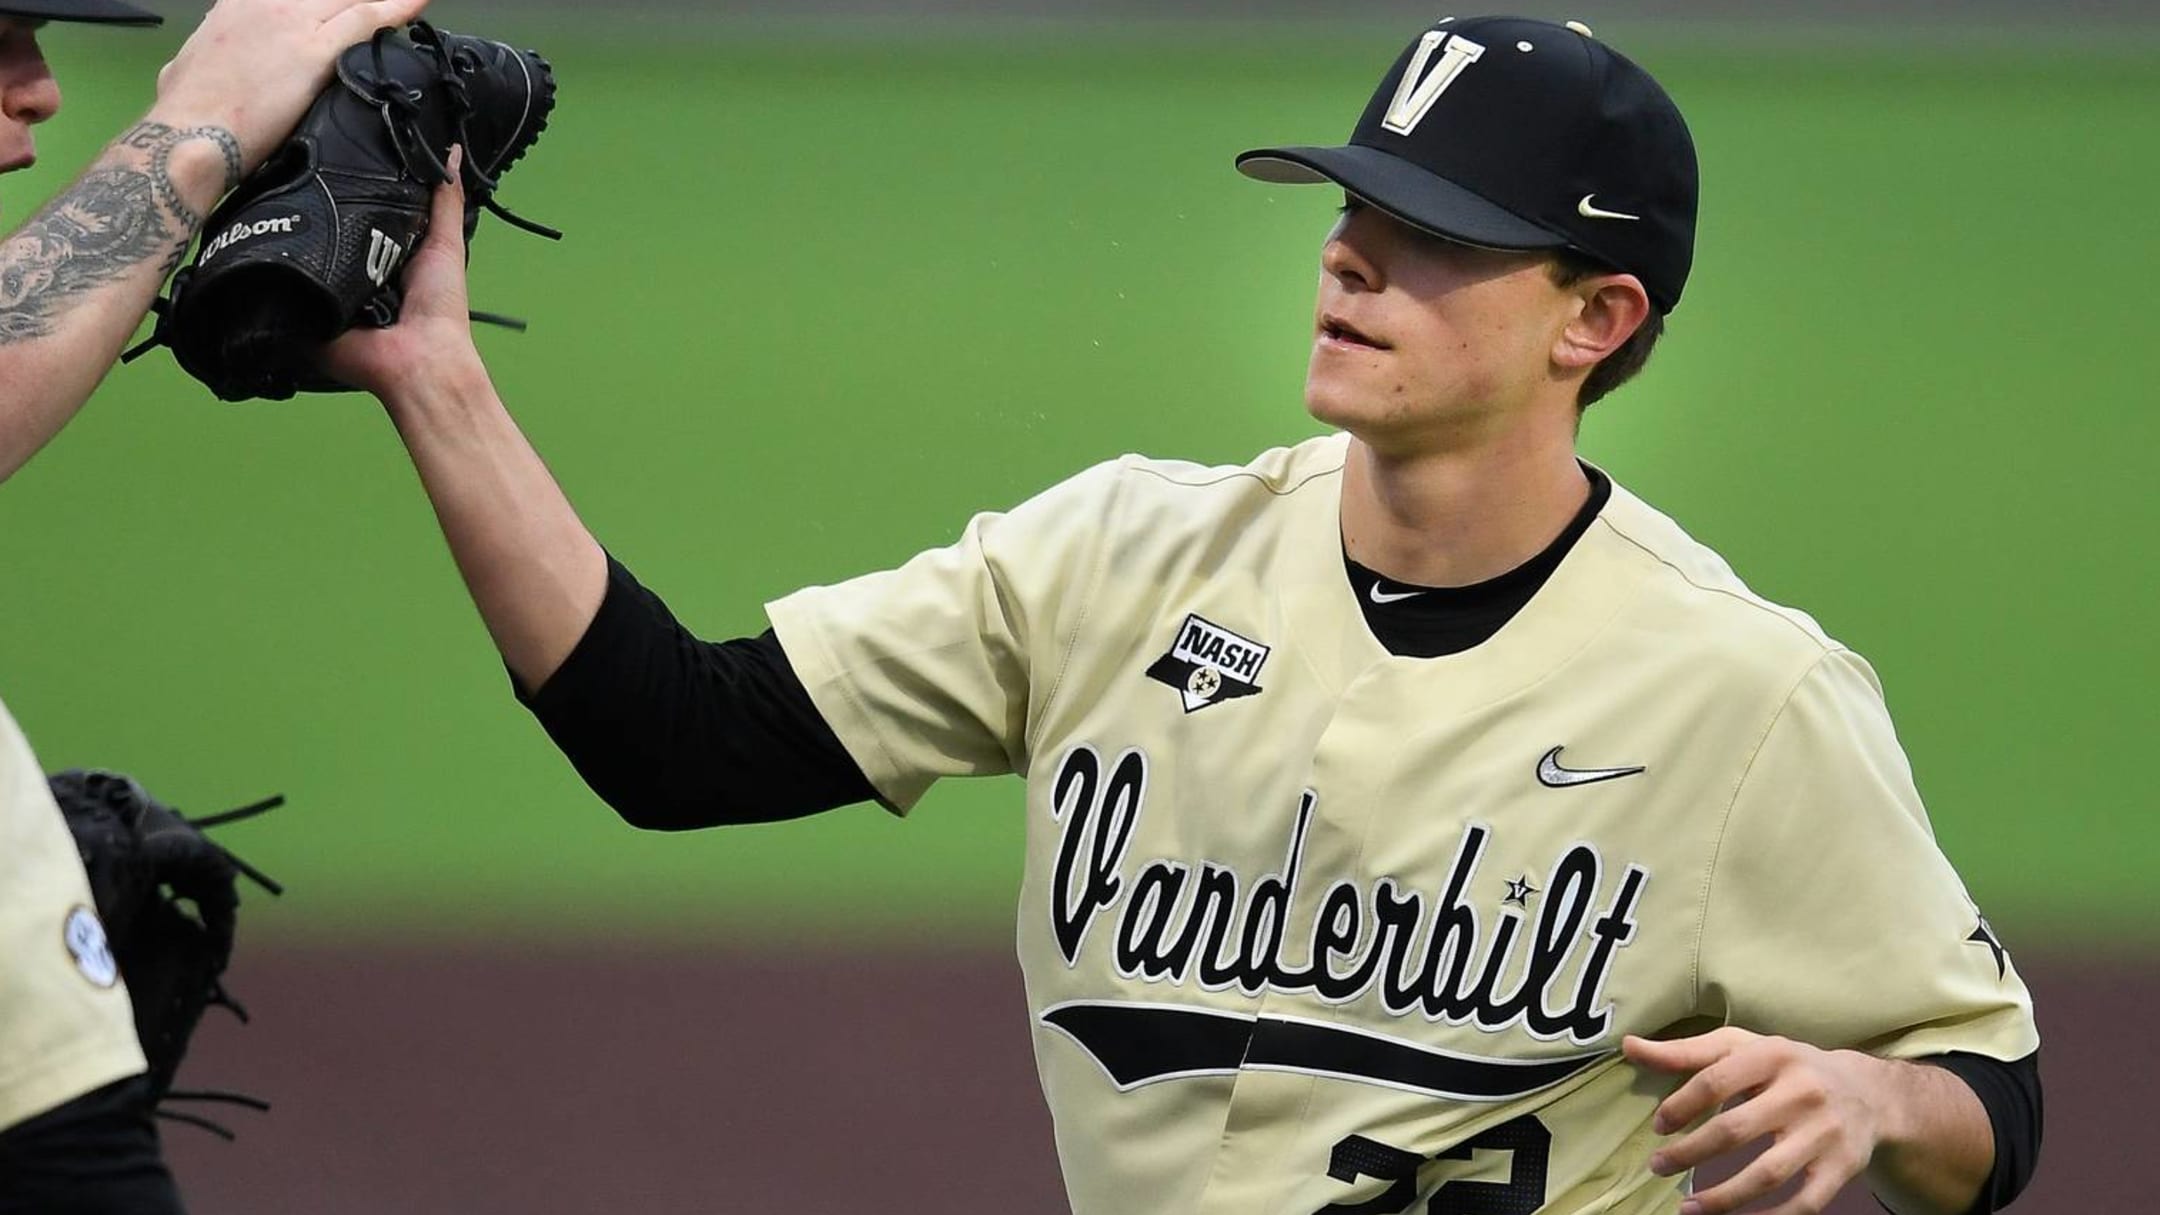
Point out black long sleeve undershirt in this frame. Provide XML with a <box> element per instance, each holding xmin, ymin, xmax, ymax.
<box><xmin>517</xmin><ymin>553</ymin><xmax>2041</xmax><ymax>1209</ymax></box>
<box><xmin>515</xmin><ymin>556</ymin><xmax>876</xmax><ymax>830</ymax></box>
<box><xmin>1926</xmin><ymin>1050</ymin><xmax>2043</xmax><ymax>1213</ymax></box>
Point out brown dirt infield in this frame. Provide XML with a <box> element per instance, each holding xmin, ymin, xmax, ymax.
<box><xmin>164</xmin><ymin>946</ymin><xmax>2144</xmax><ymax>1213</ymax></box>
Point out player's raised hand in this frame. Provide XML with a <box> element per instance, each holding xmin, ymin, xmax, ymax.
<box><xmin>318</xmin><ymin>145</ymin><xmax>480</xmax><ymax>402</ymax></box>
<box><xmin>152</xmin><ymin>0</ymin><xmax>433</xmax><ymax>176</ymax></box>
<box><xmin>1625</xmin><ymin>1028</ymin><xmax>1888</xmax><ymax>1215</ymax></box>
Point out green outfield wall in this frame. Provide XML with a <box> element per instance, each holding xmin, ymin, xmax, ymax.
<box><xmin>5</xmin><ymin>25</ymin><xmax>2154</xmax><ymax>947</ymax></box>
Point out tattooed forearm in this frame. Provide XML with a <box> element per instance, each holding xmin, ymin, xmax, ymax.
<box><xmin>0</xmin><ymin>169</ymin><xmax>170</xmax><ymax>342</ymax></box>
<box><xmin>0</xmin><ymin>121</ymin><xmax>241</xmax><ymax>344</ymax></box>
<box><xmin>119</xmin><ymin>120</ymin><xmax>243</xmax><ymax>232</ymax></box>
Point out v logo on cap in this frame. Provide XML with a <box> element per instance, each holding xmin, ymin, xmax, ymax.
<box><xmin>1381</xmin><ymin>30</ymin><xmax>1487</xmax><ymax>136</ymax></box>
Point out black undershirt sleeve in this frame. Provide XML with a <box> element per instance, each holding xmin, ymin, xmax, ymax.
<box><xmin>517</xmin><ymin>556</ymin><xmax>878</xmax><ymax>830</ymax></box>
<box><xmin>1917</xmin><ymin>1050</ymin><xmax>2043</xmax><ymax>1214</ymax></box>
<box><xmin>0</xmin><ymin>1077</ymin><xmax>184</xmax><ymax>1214</ymax></box>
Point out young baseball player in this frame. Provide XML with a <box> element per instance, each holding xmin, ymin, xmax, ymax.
<box><xmin>331</xmin><ymin>16</ymin><xmax>2041</xmax><ymax>1214</ymax></box>
<box><xmin>0</xmin><ymin>0</ymin><xmax>427</xmax><ymax>1207</ymax></box>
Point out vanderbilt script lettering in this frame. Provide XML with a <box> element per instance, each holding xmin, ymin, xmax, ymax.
<box><xmin>1048</xmin><ymin>745</ymin><xmax>1648</xmax><ymax>1045</ymax></box>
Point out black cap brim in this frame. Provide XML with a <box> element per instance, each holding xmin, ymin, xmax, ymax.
<box><xmin>0</xmin><ymin>0</ymin><xmax>161</xmax><ymax>26</ymax></box>
<box><xmin>1237</xmin><ymin>144</ymin><xmax>1567</xmax><ymax>252</ymax></box>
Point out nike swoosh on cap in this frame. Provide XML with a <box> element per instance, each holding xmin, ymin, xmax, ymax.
<box><xmin>1576</xmin><ymin>194</ymin><xmax>1641</xmax><ymax>222</ymax></box>
<box><xmin>1536</xmin><ymin>746</ymin><xmax>1646</xmax><ymax>788</ymax></box>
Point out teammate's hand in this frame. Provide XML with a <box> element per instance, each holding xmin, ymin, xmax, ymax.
<box><xmin>318</xmin><ymin>146</ymin><xmax>483</xmax><ymax>402</ymax></box>
<box><xmin>152</xmin><ymin>0</ymin><xmax>433</xmax><ymax>175</ymax></box>
<box><xmin>1625</xmin><ymin>1028</ymin><xmax>1890</xmax><ymax>1215</ymax></box>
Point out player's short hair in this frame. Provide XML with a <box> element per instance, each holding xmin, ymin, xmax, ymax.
<box><xmin>1549</xmin><ymin>251</ymin><xmax>1666</xmax><ymax>410</ymax></box>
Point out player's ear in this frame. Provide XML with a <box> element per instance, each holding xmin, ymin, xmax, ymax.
<box><xmin>1553</xmin><ymin>272</ymin><xmax>1651</xmax><ymax>374</ymax></box>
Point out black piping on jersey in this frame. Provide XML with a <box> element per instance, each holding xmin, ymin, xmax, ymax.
<box><xmin>1041</xmin><ymin>1000</ymin><xmax>1602</xmax><ymax>1100</ymax></box>
<box><xmin>1345</xmin><ymin>465</ymin><xmax>1613</xmax><ymax>659</ymax></box>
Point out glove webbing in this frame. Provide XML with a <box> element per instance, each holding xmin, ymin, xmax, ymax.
<box><xmin>367</xmin><ymin>21</ymin><xmax>563</xmax><ymax>242</ymax></box>
<box><xmin>156</xmin><ymin>791</ymin><xmax>286</xmax><ymax>1142</ymax></box>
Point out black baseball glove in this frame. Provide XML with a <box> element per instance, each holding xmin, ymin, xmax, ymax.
<box><xmin>127</xmin><ymin>21</ymin><xmax>560</xmax><ymax>402</ymax></box>
<box><xmin>49</xmin><ymin>769</ymin><xmax>285</xmax><ymax>1139</ymax></box>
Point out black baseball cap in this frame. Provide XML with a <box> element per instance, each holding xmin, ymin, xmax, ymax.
<box><xmin>0</xmin><ymin>0</ymin><xmax>160</xmax><ymax>25</ymax></box>
<box><xmin>1237</xmin><ymin>16</ymin><xmax>1697</xmax><ymax>313</ymax></box>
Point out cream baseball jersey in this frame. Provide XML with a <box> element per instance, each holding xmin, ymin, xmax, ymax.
<box><xmin>0</xmin><ymin>694</ymin><xmax>144</xmax><ymax>1131</ymax></box>
<box><xmin>768</xmin><ymin>433</ymin><xmax>2036</xmax><ymax>1214</ymax></box>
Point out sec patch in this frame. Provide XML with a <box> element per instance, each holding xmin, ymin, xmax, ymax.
<box><xmin>62</xmin><ymin>905</ymin><xmax>119</xmax><ymax>989</ymax></box>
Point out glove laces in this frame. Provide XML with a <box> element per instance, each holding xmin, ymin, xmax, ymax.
<box><xmin>156</xmin><ymin>790</ymin><xmax>288</xmax><ymax>1140</ymax></box>
<box><xmin>367</xmin><ymin>22</ymin><xmax>563</xmax><ymax>241</ymax></box>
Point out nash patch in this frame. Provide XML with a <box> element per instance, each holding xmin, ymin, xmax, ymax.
<box><xmin>1145</xmin><ymin>613</ymin><xmax>1270</xmax><ymax>712</ymax></box>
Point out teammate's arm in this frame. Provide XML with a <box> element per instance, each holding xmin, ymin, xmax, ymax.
<box><xmin>0</xmin><ymin>114</ymin><xmax>232</xmax><ymax>482</ymax></box>
<box><xmin>0</xmin><ymin>0</ymin><xmax>430</xmax><ymax>485</ymax></box>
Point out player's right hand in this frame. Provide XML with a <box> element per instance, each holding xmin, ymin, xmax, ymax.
<box><xmin>318</xmin><ymin>146</ymin><xmax>482</xmax><ymax>403</ymax></box>
<box><xmin>151</xmin><ymin>0</ymin><xmax>432</xmax><ymax>176</ymax></box>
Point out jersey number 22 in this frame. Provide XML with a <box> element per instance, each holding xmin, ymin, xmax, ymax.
<box><xmin>1318</xmin><ymin>1115</ymin><xmax>1551</xmax><ymax>1214</ymax></box>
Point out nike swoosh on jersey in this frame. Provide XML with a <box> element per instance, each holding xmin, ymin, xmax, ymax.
<box><xmin>1367</xmin><ymin>582</ymin><xmax>1428</xmax><ymax>605</ymax></box>
<box><xmin>1042</xmin><ymin>1001</ymin><xmax>1604</xmax><ymax>1100</ymax></box>
<box><xmin>1536</xmin><ymin>746</ymin><xmax>1646</xmax><ymax>788</ymax></box>
<box><xmin>1576</xmin><ymin>194</ymin><xmax>1642</xmax><ymax>222</ymax></box>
